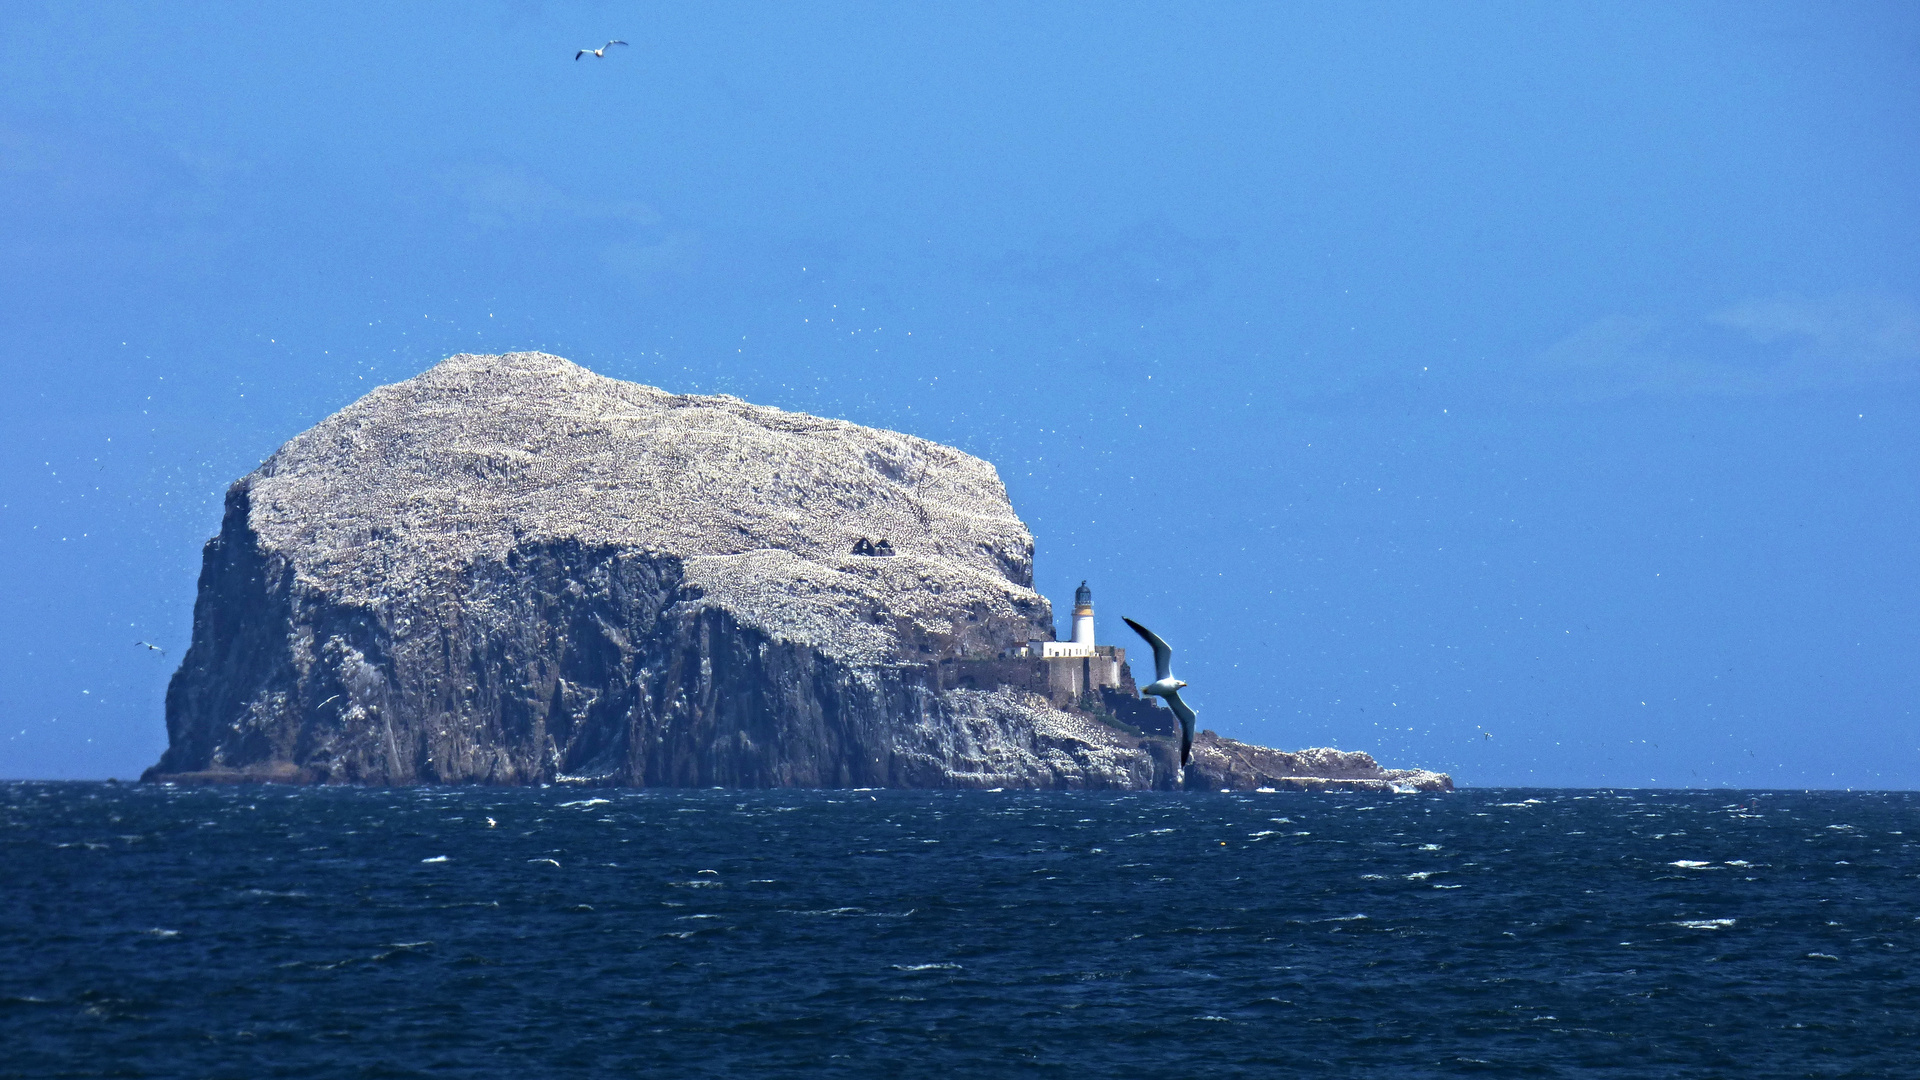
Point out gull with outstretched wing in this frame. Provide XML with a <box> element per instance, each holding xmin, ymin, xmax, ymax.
<box><xmin>1123</xmin><ymin>617</ymin><xmax>1197</xmax><ymax>766</ymax></box>
<box><xmin>576</xmin><ymin>40</ymin><xmax>628</xmax><ymax>60</ymax></box>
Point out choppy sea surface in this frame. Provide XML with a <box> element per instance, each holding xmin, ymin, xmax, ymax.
<box><xmin>2</xmin><ymin>784</ymin><xmax>1914</xmax><ymax>1078</ymax></box>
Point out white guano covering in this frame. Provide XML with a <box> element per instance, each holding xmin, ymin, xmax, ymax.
<box><xmin>243</xmin><ymin>352</ymin><xmax>1046</xmax><ymax>666</ymax></box>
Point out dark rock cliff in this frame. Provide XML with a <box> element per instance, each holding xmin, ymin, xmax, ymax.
<box><xmin>146</xmin><ymin>352</ymin><xmax>1448</xmax><ymax>792</ymax></box>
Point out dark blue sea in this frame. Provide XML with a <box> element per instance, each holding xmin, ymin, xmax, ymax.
<box><xmin>3</xmin><ymin>784</ymin><xmax>1914</xmax><ymax>1078</ymax></box>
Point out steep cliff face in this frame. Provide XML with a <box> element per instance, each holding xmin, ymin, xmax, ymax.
<box><xmin>146</xmin><ymin>352</ymin><xmax>1447</xmax><ymax>792</ymax></box>
<box><xmin>148</xmin><ymin>353</ymin><xmax>1152</xmax><ymax>788</ymax></box>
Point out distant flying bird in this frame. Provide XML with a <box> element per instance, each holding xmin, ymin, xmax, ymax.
<box><xmin>1480</xmin><ymin>729</ymin><xmax>1493</xmax><ymax>740</ymax></box>
<box><xmin>1123</xmin><ymin>617</ymin><xmax>1197</xmax><ymax>767</ymax></box>
<box><xmin>135</xmin><ymin>641</ymin><xmax>164</xmax><ymax>655</ymax></box>
<box><xmin>575</xmin><ymin>40</ymin><xmax>627</xmax><ymax>60</ymax></box>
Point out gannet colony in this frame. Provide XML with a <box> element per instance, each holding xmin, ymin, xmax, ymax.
<box><xmin>145</xmin><ymin>352</ymin><xmax>1450</xmax><ymax>792</ymax></box>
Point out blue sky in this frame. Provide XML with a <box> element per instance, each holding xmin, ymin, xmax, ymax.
<box><xmin>2</xmin><ymin>2</ymin><xmax>1915</xmax><ymax>786</ymax></box>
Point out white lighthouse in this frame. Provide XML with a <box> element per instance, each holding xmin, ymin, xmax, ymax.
<box><xmin>1025</xmin><ymin>581</ymin><xmax>1101</xmax><ymax>659</ymax></box>
<box><xmin>1071</xmin><ymin>580</ymin><xmax>1095</xmax><ymax>645</ymax></box>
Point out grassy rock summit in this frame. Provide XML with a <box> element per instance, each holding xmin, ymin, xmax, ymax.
<box><xmin>146</xmin><ymin>352</ymin><xmax>1450</xmax><ymax>792</ymax></box>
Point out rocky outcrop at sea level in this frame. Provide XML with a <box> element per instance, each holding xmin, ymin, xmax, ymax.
<box><xmin>145</xmin><ymin>352</ymin><xmax>1450</xmax><ymax>793</ymax></box>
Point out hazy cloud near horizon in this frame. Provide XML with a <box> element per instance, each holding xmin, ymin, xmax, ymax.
<box><xmin>1531</xmin><ymin>293</ymin><xmax>1920</xmax><ymax>402</ymax></box>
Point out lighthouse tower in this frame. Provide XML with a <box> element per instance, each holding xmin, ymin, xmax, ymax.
<box><xmin>1071</xmin><ymin>580</ymin><xmax>1095</xmax><ymax>645</ymax></box>
<box><xmin>1021</xmin><ymin>581</ymin><xmax>1113</xmax><ymax>661</ymax></box>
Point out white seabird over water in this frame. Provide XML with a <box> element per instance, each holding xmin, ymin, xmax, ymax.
<box><xmin>1123</xmin><ymin>617</ymin><xmax>1198</xmax><ymax>766</ymax></box>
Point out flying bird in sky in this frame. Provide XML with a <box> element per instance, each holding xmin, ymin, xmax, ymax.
<box><xmin>135</xmin><ymin>641</ymin><xmax>164</xmax><ymax>655</ymax></box>
<box><xmin>575</xmin><ymin>40</ymin><xmax>627</xmax><ymax>60</ymax></box>
<box><xmin>1123</xmin><ymin>617</ymin><xmax>1197</xmax><ymax>767</ymax></box>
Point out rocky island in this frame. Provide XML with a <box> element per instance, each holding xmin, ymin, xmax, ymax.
<box><xmin>145</xmin><ymin>352</ymin><xmax>1450</xmax><ymax>792</ymax></box>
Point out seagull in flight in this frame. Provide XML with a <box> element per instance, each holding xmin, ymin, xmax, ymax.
<box><xmin>576</xmin><ymin>40</ymin><xmax>627</xmax><ymax>60</ymax></box>
<box><xmin>135</xmin><ymin>641</ymin><xmax>164</xmax><ymax>655</ymax></box>
<box><xmin>1123</xmin><ymin>617</ymin><xmax>1197</xmax><ymax>766</ymax></box>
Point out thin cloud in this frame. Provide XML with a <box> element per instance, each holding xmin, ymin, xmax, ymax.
<box><xmin>1530</xmin><ymin>294</ymin><xmax>1920</xmax><ymax>402</ymax></box>
<box><xmin>441</xmin><ymin>163</ymin><xmax>659</xmax><ymax>231</ymax></box>
<box><xmin>985</xmin><ymin>223</ymin><xmax>1237</xmax><ymax>315</ymax></box>
<box><xmin>601</xmin><ymin>230</ymin><xmax>707</xmax><ymax>284</ymax></box>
